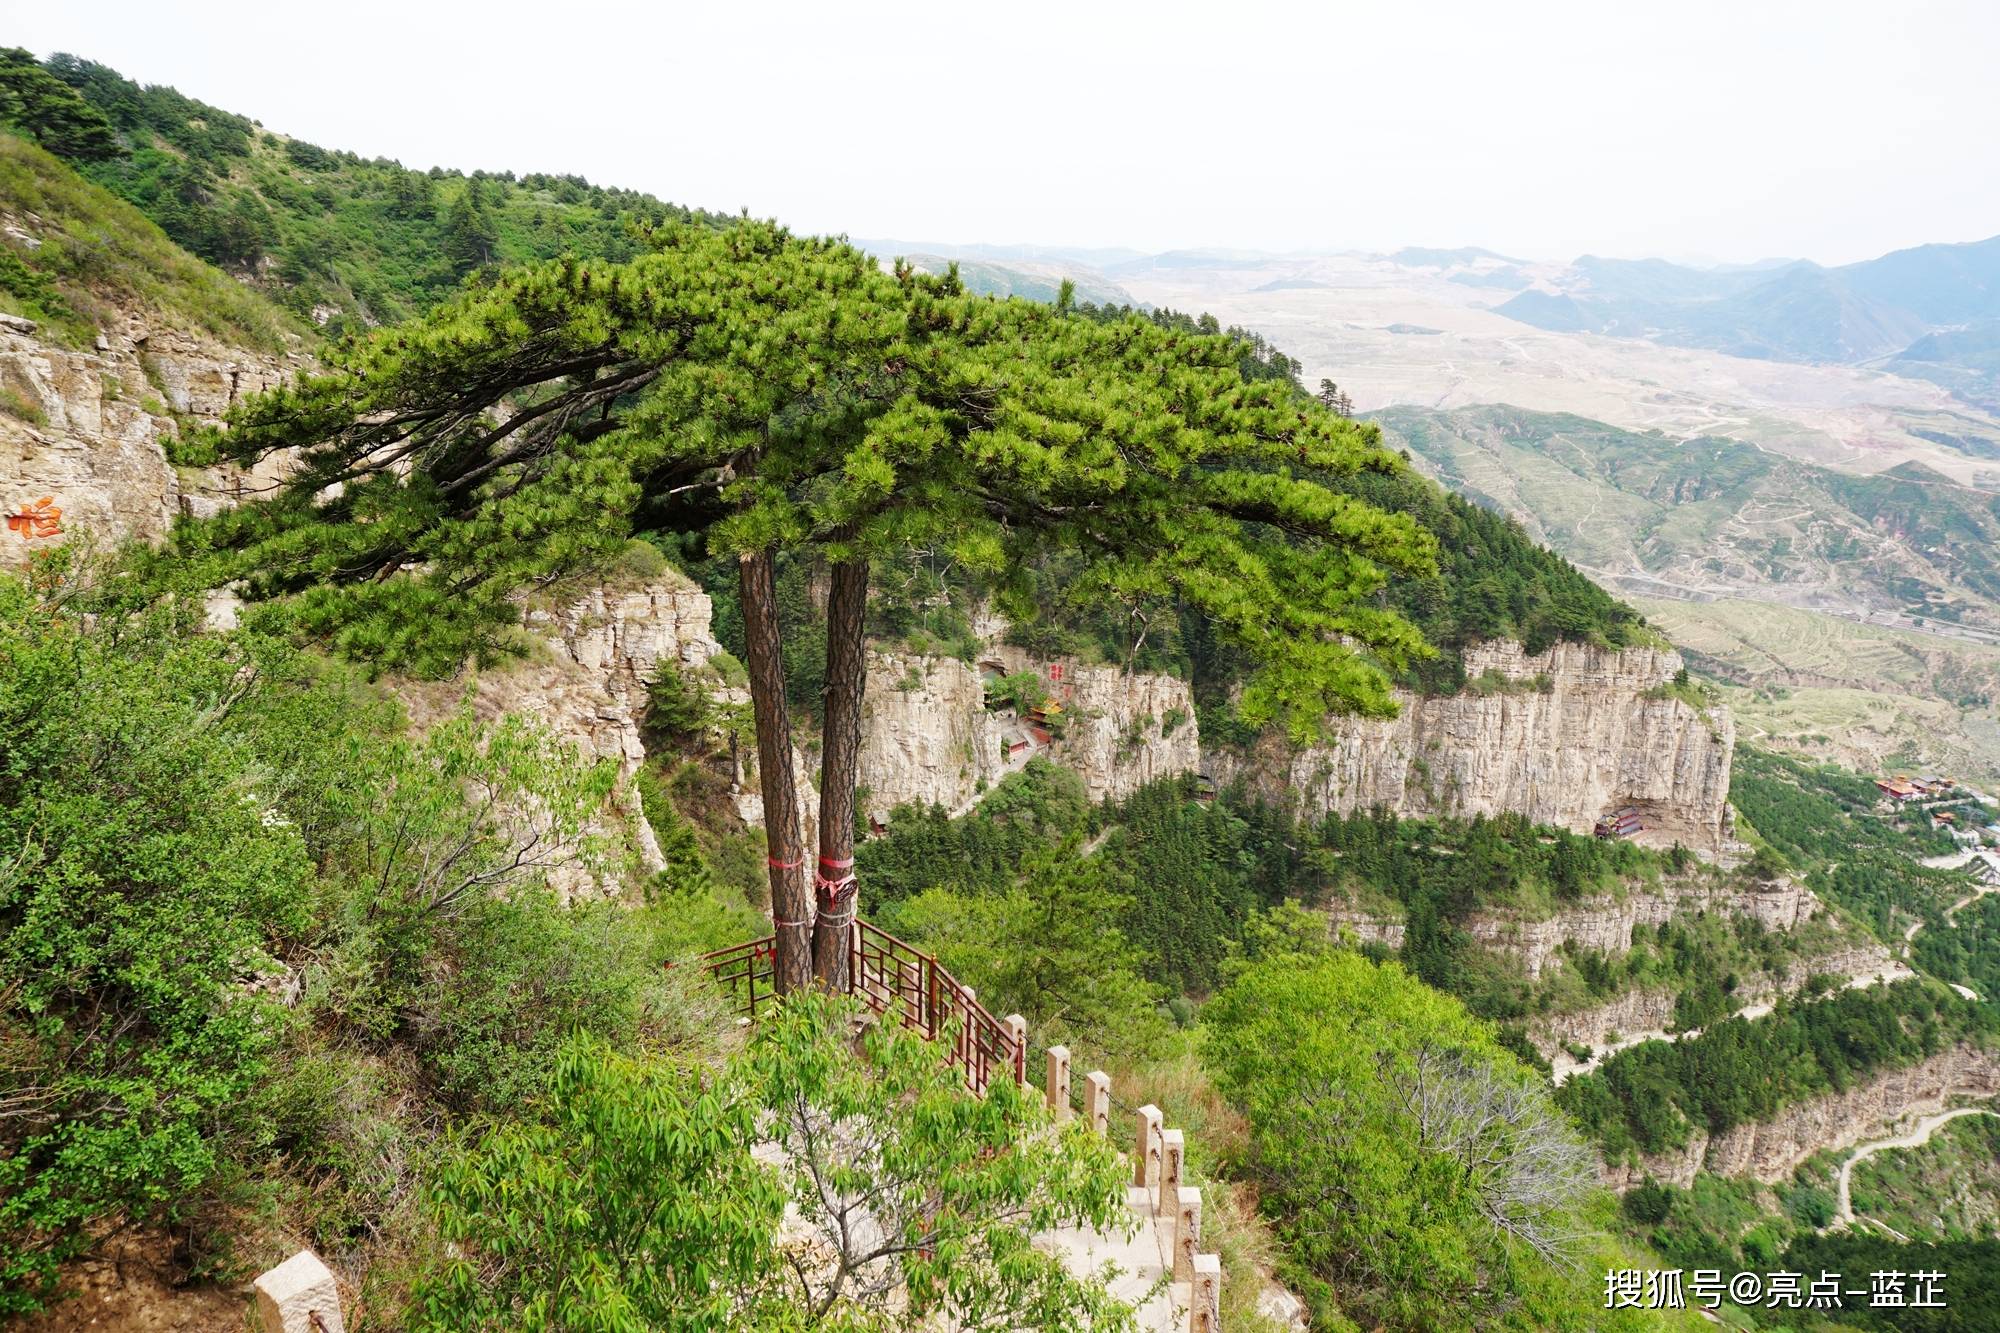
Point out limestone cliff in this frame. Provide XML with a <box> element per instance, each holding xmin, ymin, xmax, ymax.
<box><xmin>856</xmin><ymin>651</ymin><xmax>1012</xmax><ymax>819</ymax></box>
<box><xmin>855</xmin><ymin>639</ymin><xmax>1200</xmax><ymax>822</ymax></box>
<box><xmin>1331</xmin><ymin>875</ymin><xmax>1810</xmax><ymax>978</ymax></box>
<box><xmin>397</xmin><ymin>573</ymin><xmax>821</xmax><ymax>895</ymax></box>
<box><xmin>1602</xmin><ymin>1044</ymin><xmax>2000</xmax><ymax>1190</ymax></box>
<box><xmin>1216</xmin><ymin>640</ymin><xmax>1735</xmax><ymax>855</ymax></box>
<box><xmin>1529</xmin><ymin>940</ymin><xmax>1903</xmax><ymax>1060</ymax></box>
<box><xmin>0</xmin><ymin>317</ymin><xmax>300</xmax><ymax>570</ymax></box>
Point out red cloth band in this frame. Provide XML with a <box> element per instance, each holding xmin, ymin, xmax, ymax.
<box><xmin>817</xmin><ymin>854</ymin><xmax>856</xmax><ymax>870</ymax></box>
<box><xmin>767</xmin><ymin>855</ymin><xmax>803</xmax><ymax>870</ymax></box>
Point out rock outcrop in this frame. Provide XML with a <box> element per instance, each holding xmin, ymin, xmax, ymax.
<box><xmin>1529</xmin><ymin>940</ymin><xmax>1903</xmax><ymax>1059</ymax></box>
<box><xmin>396</xmin><ymin>572</ymin><xmax>817</xmax><ymax>895</ymax></box>
<box><xmin>0</xmin><ymin>319</ymin><xmax>299</xmax><ymax>570</ymax></box>
<box><xmin>1216</xmin><ymin>640</ymin><xmax>1735</xmax><ymax>855</ymax></box>
<box><xmin>1016</xmin><ymin>643</ymin><xmax>1201</xmax><ymax>805</ymax></box>
<box><xmin>857</xmin><ymin>651</ymin><xmax>1012</xmax><ymax>819</ymax></box>
<box><xmin>1602</xmin><ymin>1044</ymin><xmax>2000</xmax><ymax>1190</ymax></box>
<box><xmin>856</xmin><ymin>639</ymin><xmax>1200</xmax><ymax>821</ymax></box>
<box><xmin>1331</xmin><ymin>875</ymin><xmax>1811</xmax><ymax>978</ymax></box>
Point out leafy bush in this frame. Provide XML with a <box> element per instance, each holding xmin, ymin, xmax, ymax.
<box><xmin>1204</xmin><ymin>952</ymin><xmax>1609</xmax><ymax>1329</ymax></box>
<box><xmin>0</xmin><ymin>571</ymin><xmax>313</xmax><ymax>1310</ymax></box>
<box><xmin>412</xmin><ymin>996</ymin><xmax>1135</xmax><ymax>1331</ymax></box>
<box><xmin>883</xmin><ymin>837</ymin><xmax>1166</xmax><ymax>1061</ymax></box>
<box><xmin>0</xmin><ymin>557</ymin><xmax>701</xmax><ymax>1312</ymax></box>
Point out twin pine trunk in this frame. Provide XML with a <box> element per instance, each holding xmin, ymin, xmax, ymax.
<box><xmin>736</xmin><ymin>547</ymin><xmax>868</xmax><ymax>995</ymax></box>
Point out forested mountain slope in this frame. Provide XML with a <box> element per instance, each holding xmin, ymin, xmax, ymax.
<box><xmin>0</xmin><ymin>49</ymin><xmax>727</xmax><ymax>331</ymax></box>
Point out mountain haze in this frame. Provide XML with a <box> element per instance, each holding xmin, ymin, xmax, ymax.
<box><xmin>1495</xmin><ymin>234</ymin><xmax>2000</xmax><ymax>403</ymax></box>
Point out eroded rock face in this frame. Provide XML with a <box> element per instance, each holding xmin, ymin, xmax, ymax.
<box><xmin>997</xmin><ymin>643</ymin><xmax>1201</xmax><ymax>806</ymax></box>
<box><xmin>1215</xmin><ymin>640</ymin><xmax>1735</xmax><ymax>855</ymax></box>
<box><xmin>0</xmin><ymin>321</ymin><xmax>298</xmax><ymax>569</ymax></box>
<box><xmin>396</xmin><ymin>574</ymin><xmax>817</xmax><ymax>896</ymax></box>
<box><xmin>856</xmin><ymin>638</ymin><xmax>1200</xmax><ymax>821</ymax></box>
<box><xmin>1528</xmin><ymin>941</ymin><xmax>1902</xmax><ymax>1058</ymax></box>
<box><xmin>857</xmin><ymin>651</ymin><xmax>1012</xmax><ymax>819</ymax></box>
<box><xmin>1602</xmin><ymin>1044</ymin><xmax>2000</xmax><ymax>1189</ymax></box>
<box><xmin>1331</xmin><ymin>876</ymin><xmax>1811</xmax><ymax>978</ymax></box>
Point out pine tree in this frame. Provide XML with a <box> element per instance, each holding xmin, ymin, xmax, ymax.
<box><xmin>175</xmin><ymin>223</ymin><xmax>1440</xmax><ymax>991</ymax></box>
<box><xmin>440</xmin><ymin>179</ymin><xmax>498</xmax><ymax>276</ymax></box>
<box><xmin>0</xmin><ymin>50</ymin><xmax>118</xmax><ymax>161</ymax></box>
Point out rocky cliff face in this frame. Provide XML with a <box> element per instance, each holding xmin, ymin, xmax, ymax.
<box><xmin>1007</xmin><ymin>643</ymin><xmax>1201</xmax><ymax>805</ymax></box>
<box><xmin>1331</xmin><ymin>875</ymin><xmax>1810</xmax><ymax>978</ymax></box>
<box><xmin>1602</xmin><ymin>1044</ymin><xmax>2000</xmax><ymax>1190</ymax></box>
<box><xmin>0</xmin><ymin>318</ymin><xmax>300</xmax><ymax>570</ymax></box>
<box><xmin>856</xmin><ymin>639</ymin><xmax>1200</xmax><ymax>822</ymax></box>
<box><xmin>856</xmin><ymin>651</ymin><xmax>1012</xmax><ymax>819</ymax></box>
<box><xmin>398</xmin><ymin>573</ymin><xmax>821</xmax><ymax>895</ymax></box>
<box><xmin>1216</xmin><ymin>640</ymin><xmax>1735</xmax><ymax>855</ymax></box>
<box><xmin>1529</xmin><ymin>940</ymin><xmax>1902</xmax><ymax>1059</ymax></box>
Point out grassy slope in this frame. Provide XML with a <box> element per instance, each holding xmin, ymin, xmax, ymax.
<box><xmin>0</xmin><ymin>130</ymin><xmax>298</xmax><ymax>351</ymax></box>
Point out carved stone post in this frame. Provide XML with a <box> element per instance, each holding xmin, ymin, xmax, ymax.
<box><xmin>1191</xmin><ymin>1253</ymin><xmax>1221</xmax><ymax>1332</ymax></box>
<box><xmin>1174</xmin><ymin>1187</ymin><xmax>1202</xmax><ymax>1282</ymax></box>
<box><xmin>1046</xmin><ymin>1044</ymin><xmax>1072</xmax><ymax>1120</ymax></box>
<box><xmin>1003</xmin><ymin>1013</ymin><xmax>1028</xmax><ymax>1086</ymax></box>
<box><xmin>255</xmin><ymin>1250</ymin><xmax>344</xmax><ymax>1333</ymax></box>
<box><xmin>1161</xmin><ymin>1127</ymin><xmax>1185</xmax><ymax>1206</ymax></box>
<box><xmin>1135</xmin><ymin>1104</ymin><xmax>1163</xmax><ymax>1190</ymax></box>
<box><xmin>1086</xmin><ymin>1070</ymin><xmax>1110</xmax><ymax>1136</ymax></box>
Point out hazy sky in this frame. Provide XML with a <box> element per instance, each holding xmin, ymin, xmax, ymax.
<box><xmin>7</xmin><ymin>0</ymin><xmax>1997</xmax><ymax>264</ymax></box>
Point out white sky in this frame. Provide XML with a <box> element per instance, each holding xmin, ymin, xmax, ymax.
<box><xmin>5</xmin><ymin>0</ymin><xmax>1997</xmax><ymax>265</ymax></box>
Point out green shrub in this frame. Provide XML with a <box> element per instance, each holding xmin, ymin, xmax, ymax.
<box><xmin>417</xmin><ymin>889</ymin><xmax>665</xmax><ymax>1114</ymax></box>
<box><xmin>411</xmin><ymin>998</ymin><xmax>1132</xmax><ymax>1330</ymax></box>
<box><xmin>1204</xmin><ymin>953</ymin><xmax>1611</xmax><ymax>1329</ymax></box>
<box><xmin>1623</xmin><ymin>1181</ymin><xmax>1674</xmax><ymax>1225</ymax></box>
<box><xmin>0</xmin><ymin>572</ymin><xmax>313</xmax><ymax>1311</ymax></box>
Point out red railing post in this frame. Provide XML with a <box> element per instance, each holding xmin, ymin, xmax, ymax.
<box><xmin>927</xmin><ymin>954</ymin><xmax>939</xmax><ymax>1041</ymax></box>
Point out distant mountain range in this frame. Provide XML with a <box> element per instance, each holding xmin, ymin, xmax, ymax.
<box><xmin>1489</xmin><ymin>236</ymin><xmax>2000</xmax><ymax>408</ymax></box>
<box><xmin>849</xmin><ymin>239</ymin><xmax>1151</xmax><ymax>270</ymax></box>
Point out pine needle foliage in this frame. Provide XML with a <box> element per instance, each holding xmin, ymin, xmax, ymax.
<box><xmin>172</xmin><ymin>220</ymin><xmax>1440</xmax><ymax>735</ymax></box>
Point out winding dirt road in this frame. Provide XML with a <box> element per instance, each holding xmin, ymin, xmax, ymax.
<box><xmin>1548</xmin><ymin>963</ymin><xmax>1915</xmax><ymax>1086</ymax></box>
<box><xmin>1831</xmin><ymin>1107</ymin><xmax>1999</xmax><ymax>1231</ymax></box>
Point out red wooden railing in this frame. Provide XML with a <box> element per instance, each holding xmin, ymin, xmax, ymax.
<box><xmin>691</xmin><ymin>919</ymin><xmax>1024</xmax><ymax>1094</ymax></box>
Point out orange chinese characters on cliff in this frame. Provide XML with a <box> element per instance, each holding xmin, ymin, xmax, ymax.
<box><xmin>5</xmin><ymin>496</ymin><xmax>61</xmax><ymax>540</ymax></box>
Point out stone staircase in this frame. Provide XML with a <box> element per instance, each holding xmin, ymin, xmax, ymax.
<box><xmin>1030</xmin><ymin>1044</ymin><xmax>1221</xmax><ymax>1333</ymax></box>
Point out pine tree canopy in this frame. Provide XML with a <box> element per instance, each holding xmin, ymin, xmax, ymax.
<box><xmin>172</xmin><ymin>220</ymin><xmax>1439</xmax><ymax>734</ymax></box>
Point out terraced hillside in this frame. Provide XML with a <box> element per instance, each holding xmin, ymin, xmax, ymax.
<box><xmin>1636</xmin><ymin>595</ymin><xmax>2000</xmax><ymax>786</ymax></box>
<box><xmin>1375</xmin><ymin>403</ymin><xmax>2000</xmax><ymax>637</ymax></box>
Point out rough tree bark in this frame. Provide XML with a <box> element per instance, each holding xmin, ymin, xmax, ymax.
<box><xmin>811</xmin><ymin>556</ymin><xmax>870</xmax><ymax>991</ymax></box>
<box><xmin>738</xmin><ymin>547</ymin><xmax>812</xmax><ymax>994</ymax></box>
